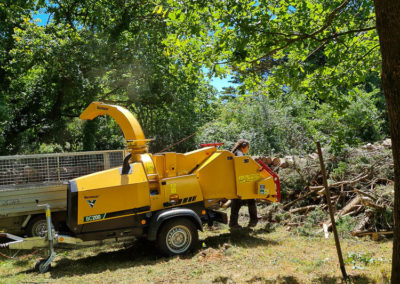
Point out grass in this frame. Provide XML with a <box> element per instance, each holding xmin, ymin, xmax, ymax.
<box><xmin>0</xmin><ymin>218</ymin><xmax>393</xmax><ymax>283</ymax></box>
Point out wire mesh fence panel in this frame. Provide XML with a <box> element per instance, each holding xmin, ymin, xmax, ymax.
<box><xmin>0</xmin><ymin>150</ymin><xmax>127</xmax><ymax>187</ymax></box>
<box><xmin>108</xmin><ymin>151</ymin><xmax>125</xmax><ymax>168</ymax></box>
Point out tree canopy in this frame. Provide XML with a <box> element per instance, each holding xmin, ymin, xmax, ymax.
<box><xmin>3</xmin><ymin>0</ymin><xmax>400</xmax><ymax>280</ymax></box>
<box><xmin>0</xmin><ymin>0</ymin><xmax>217</xmax><ymax>154</ymax></box>
<box><xmin>0</xmin><ymin>0</ymin><xmax>387</xmax><ymax>157</ymax></box>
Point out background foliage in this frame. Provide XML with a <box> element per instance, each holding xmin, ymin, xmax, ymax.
<box><xmin>0</xmin><ymin>0</ymin><xmax>388</xmax><ymax>156</ymax></box>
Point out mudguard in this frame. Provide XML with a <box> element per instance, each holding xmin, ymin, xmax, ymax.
<box><xmin>147</xmin><ymin>208</ymin><xmax>203</xmax><ymax>241</ymax></box>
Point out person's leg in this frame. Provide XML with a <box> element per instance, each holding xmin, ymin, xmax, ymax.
<box><xmin>229</xmin><ymin>199</ymin><xmax>242</xmax><ymax>227</ymax></box>
<box><xmin>247</xmin><ymin>199</ymin><xmax>258</xmax><ymax>227</ymax></box>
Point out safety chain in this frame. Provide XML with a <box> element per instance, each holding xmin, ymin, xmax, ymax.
<box><xmin>0</xmin><ymin>249</ymin><xmax>40</xmax><ymax>260</ymax></box>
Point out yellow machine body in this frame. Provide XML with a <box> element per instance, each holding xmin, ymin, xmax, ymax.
<box><xmin>66</xmin><ymin>102</ymin><xmax>280</xmax><ymax>239</ymax></box>
<box><xmin>74</xmin><ymin>164</ymin><xmax>150</xmax><ymax>225</ymax></box>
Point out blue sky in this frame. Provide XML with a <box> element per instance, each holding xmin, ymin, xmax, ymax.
<box><xmin>34</xmin><ymin>11</ymin><xmax>50</xmax><ymax>25</ymax></box>
<box><xmin>210</xmin><ymin>75</ymin><xmax>238</xmax><ymax>92</ymax></box>
<box><xmin>33</xmin><ymin>13</ymin><xmax>238</xmax><ymax>92</ymax></box>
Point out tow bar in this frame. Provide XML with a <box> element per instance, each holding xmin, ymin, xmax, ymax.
<box><xmin>0</xmin><ymin>204</ymin><xmax>56</xmax><ymax>273</ymax></box>
<box><xmin>0</xmin><ymin>204</ymin><xmax>136</xmax><ymax>273</ymax></box>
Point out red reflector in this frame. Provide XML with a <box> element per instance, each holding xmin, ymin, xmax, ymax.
<box><xmin>170</xmin><ymin>194</ymin><xmax>179</xmax><ymax>203</ymax></box>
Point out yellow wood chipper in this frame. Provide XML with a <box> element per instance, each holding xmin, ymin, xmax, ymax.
<box><xmin>0</xmin><ymin>102</ymin><xmax>280</xmax><ymax>273</ymax></box>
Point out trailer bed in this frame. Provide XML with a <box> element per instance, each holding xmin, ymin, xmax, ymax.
<box><xmin>0</xmin><ymin>150</ymin><xmax>128</xmax><ymax>235</ymax></box>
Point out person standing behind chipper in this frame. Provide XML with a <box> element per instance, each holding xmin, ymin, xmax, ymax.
<box><xmin>229</xmin><ymin>139</ymin><xmax>259</xmax><ymax>229</ymax></box>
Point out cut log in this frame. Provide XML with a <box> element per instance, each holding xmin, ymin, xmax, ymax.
<box><xmin>259</xmin><ymin>157</ymin><xmax>268</xmax><ymax>165</ymax></box>
<box><xmin>272</xmin><ymin>157</ymin><xmax>281</xmax><ymax>166</ymax></box>
<box><xmin>265</xmin><ymin>156</ymin><xmax>273</xmax><ymax>165</ymax></box>
<box><xmin>340</xmin><ymin>195</ymin><xmax>362</xmax><ymax>216</ymax></box>
<box><xmin>221</xmin><ymin>200</ymin><xmax>231</xmax><ymax>208</ymax></box>
<box><xmin>280</xmin><ymin>159</ymin><xmax>289</xmax><ymax>168</ymax></box>
<box><xmin>284</xmin><ymin>156</ymin><xmax>294</xmax><ymax>164</ymax></box>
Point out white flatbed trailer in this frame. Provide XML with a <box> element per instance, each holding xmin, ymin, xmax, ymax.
<box><xmin>0</xmin><ymin>150</ymin><xmax>128</xmax><ymax>236</ymax></box>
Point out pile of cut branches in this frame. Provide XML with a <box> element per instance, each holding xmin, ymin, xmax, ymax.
<box><xmin>258</xmin><ymin>139</ymin><xmax>394</xmax><ymax>239</ymax></box>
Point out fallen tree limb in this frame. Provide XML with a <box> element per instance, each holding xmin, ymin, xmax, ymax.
<box><xmin>310</xmin><ymin>174</ymin><xmax>369</xmax><ymax>192</ymax></box>
<box><xmin>323</xmin><ymin>204</ymin><xmax>364</xmax><ymax>231</ymax></box>
<box><xmin>289</xmin><ymin>205</ymin><xmax>319</xmax><ymax>214</ymax></box>
<box><xmin>354</xmin><ymin>188</ymin><xmax>377</xmax><ymax>201</ymax></box>
<box><xmin>360</xmin><ymin>197</ymin><xmax>385</xmax><ymax>210</ymax></box>
<box><xmin>340</xmin><ymin>195</ymin><xmax>362</xmax><ymax>216</ymax></box>
<box><xmin>286</xmin><ymin>223</ymin><xmax>302</xmax><ymax>227</ymax></box>
<box><xmin>283</xmin><ymin>187</ymin><xmax>321</xmax><ymax>209</ymax></box>
<box><xmin>353</xmin><ymin>215</ymin><xmax>371</xmax><ymax>233</ymax></box>
<box><xmin>351</xmin><ymin>231</ymin><xmax>393</xmax><ymax>237</ymax></box>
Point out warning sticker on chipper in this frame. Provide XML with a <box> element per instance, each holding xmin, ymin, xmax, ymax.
<box><xmin>84</xmin><ymin>213</ymin><xmax>106</xmax><ymax>222</ymax></box>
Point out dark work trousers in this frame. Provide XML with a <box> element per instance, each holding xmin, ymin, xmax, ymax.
<box><xmin>229</xmin><ymin>199</ymin><xmax>258</xmax><ymax>226</ymax></box>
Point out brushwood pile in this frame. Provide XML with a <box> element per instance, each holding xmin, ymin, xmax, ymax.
<box><xmin>251</xmin><ymin>139</ymin><xmax>394</xmax><ymax>239</ymax></box>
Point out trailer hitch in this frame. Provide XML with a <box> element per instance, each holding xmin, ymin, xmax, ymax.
<box><xmin>0</xmin><ymin>233</ymin><xmax>24</xmax><ymax>249</ymax></box>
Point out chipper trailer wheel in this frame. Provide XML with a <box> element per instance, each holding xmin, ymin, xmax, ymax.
<box><xmin>26</xmin><ymin>216</ymin><xmax>54</xmax><ymax>237</ymax></box>
<box><xmin>157</xmin><ymin>218</ymin><xmax>198</xmax><ymax>256</ymax></box>
<box><xmin>35</xmin><ymin>258</ymin><xmax>51</xmax><ymax>273</ymax></box>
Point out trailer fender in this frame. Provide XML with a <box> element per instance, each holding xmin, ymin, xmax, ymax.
<box><xmin>147</xmin><ymin>208</ymin><xmax>203</xmax><ymax>241</ymax></box>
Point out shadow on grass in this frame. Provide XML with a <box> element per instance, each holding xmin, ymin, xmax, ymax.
<box><xmin>211</xmin><ymin>275</ymin><xmax>299</xmax><ymax>284</ymax></box>
<box><xmin>202</xmin><ymin>229</ymin><xmax>280</xmax><ymax>249</ymax></box>
<box><xmin>11</xmin><ymin>229</ymin><xmax>280</xmax><ymax>278</ymax></box>
<box><xmin>314</xmin><ymin>274</ymin><xmax>387</xmax><ymax>284</ymax></box>
<box><xmin>223</xmin><ymin>274</ymin><xmax>384</xmax><ymax>284</ymax></box>
<box><xmin>243</xmin><ymin>275</ymin><xmax>300</xmax><ymax>284</ymax></box>
<box><xmin>17</xmin><ymin>239</ymin><xmax>165</xmax><ymax>278</ymax></box>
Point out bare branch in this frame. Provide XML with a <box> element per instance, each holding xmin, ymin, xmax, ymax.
<box><xmin>298</xmin><ymin>36</ymin><xmax>332</xmax><ymax>64</ymax></box>
<box><xmin>317</xmin><ymin>26</ymin><xmax>376</xmax><ymax>42</ymax></box>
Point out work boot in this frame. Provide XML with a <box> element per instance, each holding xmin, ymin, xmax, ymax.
<box><xmin>247</xmin><ymin>219</ymin><xmax>258</xmax><ymax>228</ymax></box>
<box><xmin>229</xmin><ymin>224</ymin><xmax>242</xmax><ymax>231</ymax></box>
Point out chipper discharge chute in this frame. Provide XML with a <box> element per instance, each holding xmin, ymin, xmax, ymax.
<box><xmin>0</xmin><ymin>102</ymin><xmax>280</xmax><ymax>273</ymax></box>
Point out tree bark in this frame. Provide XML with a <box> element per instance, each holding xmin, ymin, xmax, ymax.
<box><xmin>373</xmin><ymin>1</ymin><xmax>400</xmax><ymax>282</ymax></box>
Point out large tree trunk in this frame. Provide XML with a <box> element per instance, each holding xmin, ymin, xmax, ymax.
<box><xmin>373</xmin><ymin>1</ymin><xmax>400</xmax><ymax>283</ymax></box>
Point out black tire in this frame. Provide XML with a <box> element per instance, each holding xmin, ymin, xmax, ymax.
<box><xmin>26</xmin><ymin>216</ymin><xmax>53</xmax><ymax>237</ymax></box>
<box><xmin>35</xmin><ymin>259</ymin><xmax>51</xmax><ymax>273</ymax></box>
<box><xmin>157</xmin><ymin>218</ymin><xmax>198</xmax><ymax>256</ymax></box>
